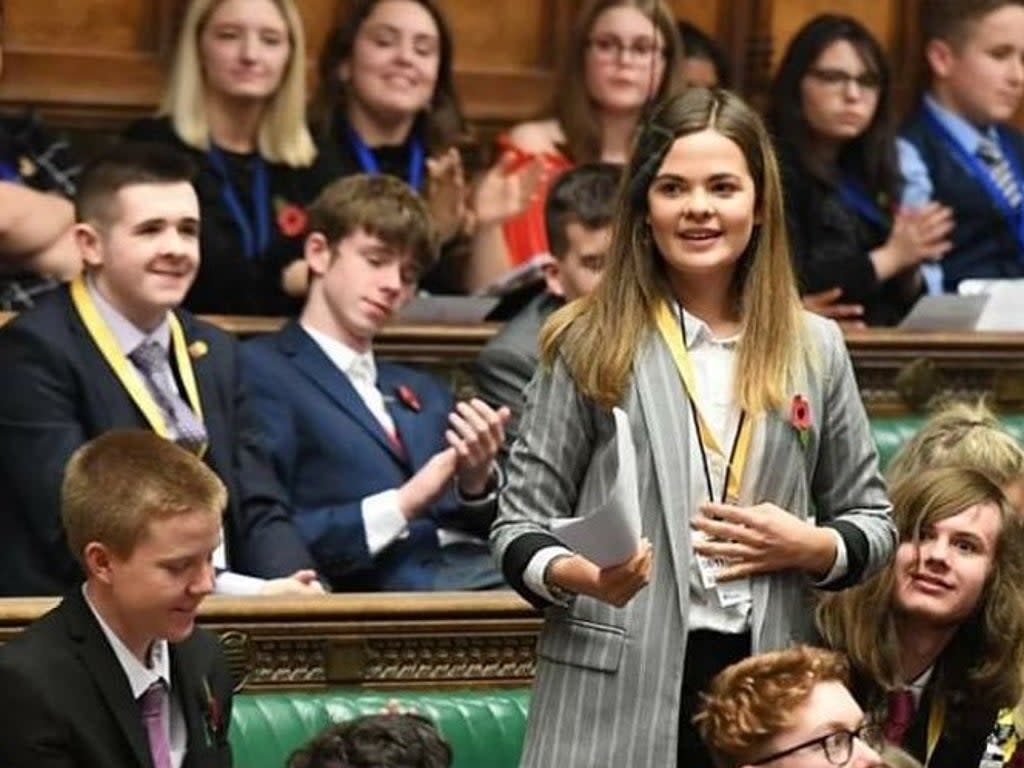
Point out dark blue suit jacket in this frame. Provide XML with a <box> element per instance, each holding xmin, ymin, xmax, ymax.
<box><xmin>239</xmin><ymin>321</ymin><xmax>495</xmax><ymax>591</ymax></box>
<box><xmin>0</xmin><ymin>286</ymin><xmax>316</xmax><ymax>596</ymax></box>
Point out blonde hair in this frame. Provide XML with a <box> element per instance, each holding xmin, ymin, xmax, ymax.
<box><xmin>817</xmin><ymin>466</ymin><xmax>1024</xmax><ymax>724</ymax></box>
<box><xmin>886</xmin><ymin>400</ymin><xmax>1024</xmax><ymax>488</ymax></box>
<box><xmin>161</xmin><ymin>0</ymin><xmax>316</xmax><ymax>166</ymax></box>
<box><xmin>695</xmin><ymin>645</ymin><xmax>850</xmax><ymax>768</ymax></box>
<box><xmin>62</xmin><ymin>431</ymin><xmax>226</xmax><ymax>564</ymax></box>
<box><xmin>540</xmin><ymin>88</ymin><xmax>806</xmax><ymax>413</ymax></box>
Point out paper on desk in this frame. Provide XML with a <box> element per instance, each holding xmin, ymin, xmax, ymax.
<box><xmin>550</xmin><ymin>407</ymin><xmax>642</xmax><ymax>567</ymax></box>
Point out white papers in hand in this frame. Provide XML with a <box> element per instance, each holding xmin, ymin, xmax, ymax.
<box><xmin>550</xmin><ymin>407</ymin><xmax>642</xmax><ymax>567</ymax></box>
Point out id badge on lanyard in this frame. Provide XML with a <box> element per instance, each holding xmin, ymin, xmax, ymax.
<box><xmin>655</xmin><ymin>301</ymin><xmax>753</xmax><ymax>607</ymax></box>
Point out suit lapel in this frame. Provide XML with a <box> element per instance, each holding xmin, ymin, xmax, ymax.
<box><xmin>633</xmin><ymin>332</ymin><xmax>694</xmax><ymax>622</ymax></box>
<box><xmin>63</xmin><ymin>589</ymin><xmax>152</xmax><ymax>768</ymax></box>
<box><xmin>62</xmin><ymin>289</ymin><xmax>149</xmax><ymax>432</ymax></box>
<box><xmin>277</xmin><ymin>321</ymin><xmax>405</xmax><ymax>464</ymax></box>
<box><xmin>377</xmin><ymin>364</ymin><xmax>432</xmax><ymax>471</ymax></box>
<box><xmin>171</xmin><ymin>639</ymin><xmax>207</xmax><ymax>765</ymax></box>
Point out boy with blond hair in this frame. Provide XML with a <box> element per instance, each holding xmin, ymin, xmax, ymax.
<box><xmin>0</xmin><ymin>430</ymin><xmax>234</xmax><ymax>766</ymax></box>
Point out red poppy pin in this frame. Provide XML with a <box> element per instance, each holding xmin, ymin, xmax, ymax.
<box><xmin>276</xmin><ymin>202</ymin><xmax>308</xmax><ymax>238</ymax></box>
<box><xmin>789</xmin><ymin>393</ymin><xmax>812</xmax><ymax>449</ymax></box>
<box><xmin>396</xmin><ymin>385</ymin><xmax>421</xmax><ymax>413</ymax></box>
<box><xmin>201</xmin><ymin>677</ymin><xmax>223</xmax><ymax>746</ymax></box>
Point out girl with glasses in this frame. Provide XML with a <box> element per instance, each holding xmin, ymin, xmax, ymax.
<box><xmin>769</xmin><ymin>14</ymin><xmax>954</xmax><ymax>327</ymax></box>
<box><xmin>469</xmin><ymin>0</ymin><xmax>683</xmax><ymax>291</ymax></box>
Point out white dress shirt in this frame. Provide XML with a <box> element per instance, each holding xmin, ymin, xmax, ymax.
<box><xmin>83</xmin><ymin>584</ymin><xmax>186</xmax><ymax>767</ymax></box>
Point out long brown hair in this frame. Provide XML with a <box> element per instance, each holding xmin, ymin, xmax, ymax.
<box><xmin>817</xmin><ymin>466</ymin><xmax>1024</xmax><ymax>723</ymax></box>
<box><xmin>540</xmin><ymin>88</ymin><xmax>805</xmax><ymax>414</ymax></box>
<box><xmin>309</xmin><ymin>0</ymin><xmax>466</xmax><ymax>155</ymax></box>
<box><xmin>552</xmin><ymin>0</ymin><xmax>683</xmax><ymax>163</ymax></box>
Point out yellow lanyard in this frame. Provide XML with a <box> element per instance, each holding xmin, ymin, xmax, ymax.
<box><xmin>653</xmin><ymin>300</ymin><xmax>752</xmax><ymax>502</ymax></box>
<box><xmin>70</xmin><ymin>275</ymin><xmax>207</xmax><ymax>456</ymax></box>
<box><xmin>924</xmin><ymin>695</ymin><xmax>945</xmax><ymax>768</ymax></box>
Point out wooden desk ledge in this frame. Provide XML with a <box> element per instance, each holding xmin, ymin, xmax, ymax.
<box><xmin>0</xmin><ymin>592</ymin><xmax>543</xmax><ymax>690</ymax></box>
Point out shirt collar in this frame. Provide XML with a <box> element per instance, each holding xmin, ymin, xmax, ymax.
<box><xmin>85</xmin><ymin>274</ymin><xmax>170</xmax><ymax>356</ymax></box>
<box><xmin>81</xmin><ymin>583</ymin><xmax>171</xmax><ymax>699</ymax></box>
<box><xmin>924</xmin><ymin>94</ymin><xmax>1001</xmax><ymax>155</ymax></box>
<box><xmin>672</xmin><ymin>301</ymin><xmax>740</xmax><ymax>350</ymax></box>
<box><xmin>301</xmin><ymin>322</ymin><xmax>377</xmax><ymax>384</ymax></box>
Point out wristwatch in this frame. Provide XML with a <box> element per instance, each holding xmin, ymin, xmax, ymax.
<box><xmin>543</xmin><ymin>554</ymin><xmax>577</xmax><ymax>605</ymax></box>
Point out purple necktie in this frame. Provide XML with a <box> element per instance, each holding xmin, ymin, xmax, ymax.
<box><xmin>130</xmin><ymin>340</ymin><xmax>207</xmax><ymax>454</ymax></box>
<box><xmin>139</xmin><ymin>681</ymin><xmax>173</xmax><ymax>768</ymax></box>
<box><xmin>883</xmin><ymin>688</ymin><xmax>916</xmax><ymax>746</ymax></box>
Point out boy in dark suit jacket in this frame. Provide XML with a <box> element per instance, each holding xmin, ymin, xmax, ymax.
<box><xmin>0</xmin><ymin>142</ymin><xmax>321</xmax><ymax>596</ymax></box>
<box><xmin>899</xmin><ymin>0</ymin><xmax>1024</xmax><ymax>292</ymax></box>
<box><xmin>0</xmin><ymin>430</ymin><xmax>235</xmax><ymax>767</ymax></box>
<box><xmin>240</xmin><ymin>174</ymin><xmax>509</xmax><ymax>591</ymax></box>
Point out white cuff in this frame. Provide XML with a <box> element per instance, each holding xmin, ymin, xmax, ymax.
<box><xmin>363</xmin><ymin>489</ymin><xmax>410</xmax><ymax>557</ymax></box>
<box><xmin>455</xmin><ymin>463</ymin><xmax>505</xmax><ymax>507</ymax></box>
<box><xmin>814</xmin><ymin>529</ymin><xmax>849</xmax><ymax>587</ymax></box>
<box><xmin>524</xmin><ymin>545</ymin><xmax>574</xmax><ymax>605</ymax></box>
<box><xmin>215</xmin><ymin>570</ymin><xmax>267</xmax><ymax>596</ymax></box>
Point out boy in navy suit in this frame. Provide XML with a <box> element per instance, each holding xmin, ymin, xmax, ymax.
<box><xmin>0</xmin><ymin>430</ymin><xmax>235</xmax><ymax>767</ymax></box>
<box><xmin>899</xmin><ymin>0</ymin><xmax>1024</xmax><ymax>292</ymax></box>
<box><xmin>0</xmin><ymin>142</ymin><xmax>321</xmax><ymax>595</ymax></box>
<box><xmin>240</xmin><ymin>174</ymin><xmax>510</xmax><ymax>591</ymax></box>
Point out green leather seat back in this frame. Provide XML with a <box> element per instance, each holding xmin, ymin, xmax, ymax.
<box><xmin>229</xmin><ymin>689</ymin><xmax>531</xmax><ymax>768</ymax></box>
<box><xmin>871</xmin><ymin>415</ymin><xmax>1024</xmax><ymax>472</ymax></box>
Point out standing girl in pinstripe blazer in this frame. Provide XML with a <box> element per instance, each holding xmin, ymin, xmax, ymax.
<box><xmin>490</xmin><ymin>88</ymin><xmax>896</xmax><ymax>768</ymax></box>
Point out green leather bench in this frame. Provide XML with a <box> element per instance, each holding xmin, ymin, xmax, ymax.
<box><xmin>230</xmin><ymin>689</ymin><xmax>531</xmax><ymax>768</ymax></box>
<box><xmin>225</xmin><ymin>415</ymin><xmax>1024</xmax><ymax>768</ymax></box>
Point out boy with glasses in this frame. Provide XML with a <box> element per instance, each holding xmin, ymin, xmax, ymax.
<box><xmin>696</xmin><ymin>645</ymin><xmax>884</xmax><ymax>768</ymax></box>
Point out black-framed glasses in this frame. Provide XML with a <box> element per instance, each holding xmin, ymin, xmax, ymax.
<box><xmin>806</xmin><ymin>67</ymin><xmax>882</xmax><ymax>91</ymax></box>
<box><xmin>586</xmin><ymin>36</ymin><xmax>664</xmax><ymax>63</ymax></box>
<box><xmin>749</xmin><ymin>723</ymin><xmax>885</xmax><ymax>766</ymax></box>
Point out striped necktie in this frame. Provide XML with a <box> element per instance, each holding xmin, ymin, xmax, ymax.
<box><xmin>977</xmin><ymin>136</ymin><xmax>1022</xmax><ymax>209</ymax></box>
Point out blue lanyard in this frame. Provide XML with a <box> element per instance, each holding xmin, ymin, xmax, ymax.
<box><xmin>207</xmin><ymin>146</ymin><xmax>271</xmax><ymax>261</ymax></box>
<box><xmin>0</xmin><ymin>160</ymin><xmax>20</xmax><ymax>183</ymax></box>
<box><xmin>922</xmin><ymin>107</ymin><xmax>1024</xmax><ymax>254</ymax></box>
<box><xmin>837</xmin><ymin>176</ymin><xmax>889</xmax><ymax>229</ymax></box>
<box><xmin>347</xmin><ymin>126</ymin><xmax>425</xmax><ymax>191</ymax></box>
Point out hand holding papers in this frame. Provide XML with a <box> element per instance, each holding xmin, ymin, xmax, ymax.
<box><xmin>551</xmin><ymin>408</ymin><xmax>642</xmax><ymax>567</ymax></box>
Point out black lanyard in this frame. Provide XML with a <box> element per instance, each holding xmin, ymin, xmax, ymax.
<box><xmin>680</xmin><ymin>310</ymin><xmax>747</xmax><ymax>504</ymax></box>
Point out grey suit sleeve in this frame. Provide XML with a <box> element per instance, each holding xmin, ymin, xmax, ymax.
<box><xmin>811</xmin><ymin>319</ymin><xmax>896</xmax><ymax>588</ymax></box>
<box><xmin>490</xmin><ymin>356</ymin><xmax>598</xmax><ymax>607</ymax></box>
<box><xmin>474</xmin><ymin>342</ymin><xmax>537</xmax><ymax>451</ymax></box>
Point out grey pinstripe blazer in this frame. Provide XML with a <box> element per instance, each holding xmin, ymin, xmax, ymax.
<box><xmin>491</xmin><ymin>311</ymin><xmax>895</xmax><ymax>767</ymax></box>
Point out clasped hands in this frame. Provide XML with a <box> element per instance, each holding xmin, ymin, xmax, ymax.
<box><xmin>398</xmin><ymin>398</ymin><xmax>511</xmax><ymax>518</ymax></box>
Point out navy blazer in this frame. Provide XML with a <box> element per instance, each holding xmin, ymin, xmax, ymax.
<box><xmin>0</xmin><ymin>286</ymin><xmax>316</xmax><ymax>596</ymax></box>
<box><xmin>0</xmin><ymin>588</ymin><xmax>234</xmax><ymax>767</ymax></box>
<box><xmin>239</xmin><ymin>320</ymin><xmax>495</xmax><ymax>591</ymax></box>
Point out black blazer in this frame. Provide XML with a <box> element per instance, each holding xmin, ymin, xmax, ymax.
<box><xmin>778</xmin><ymin>148</ymin><xmax>921</xmax><ymax>326</ymax></box>
<box><xmin>0</xmin><ymin>285</ymin><xmax>316</xmax><ymax>595</ymax></box>
<box><xmin>0</xmin><ymin>588</ymin><xmax>234</xmax><ymax>767</ymax></box>
<box><xmin>902</xmin><ymin>682</ymin><xmax>995</xmax><ymax>768</ymax></box>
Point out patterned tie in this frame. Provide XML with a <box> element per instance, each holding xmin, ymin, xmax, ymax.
<box><xmin>129</xmin><ymin>340</ymin><xmax>207</xmax><ymax>453</ymax></box>
<box><xmin>977</xmin><ymin>136</ymin><xmax>1023</xmax><ymax>209</ymax></box>
<box><xmin>139</xmin><ymin>682</ymin><xmax>173</xmax><ymax>768</ymax></box>
<box><xmin>883</xmin><ymin>688</ymin><xmax>916</xmax><ymax>746</ymax></box>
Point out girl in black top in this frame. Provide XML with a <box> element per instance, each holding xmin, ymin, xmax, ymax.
<box><xmin>769</xmin><ymin>14</ymin><xmax>953</xmax><ymax>326</ymax></box>
<box><xmin>127</xmin><ymin>0</ymin><xmax>339</xmax><ymax>316</ymax></box>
